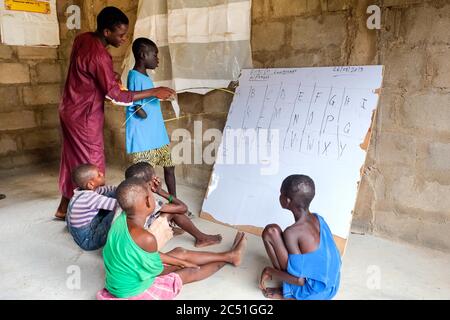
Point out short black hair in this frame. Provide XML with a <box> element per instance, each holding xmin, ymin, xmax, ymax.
<box><xmin>281</xmin><ymin>175</ymin><xmax>315</xmax><ymax>209</ymax></box>
<box><xmin>97</xmin><ymin>7</ymin><xmax>129</xmax><ymax>32</ymax></box>
<box><xmin>72</xmin><ymin>164</ymin><xmax>97</xmax><ymax>189</ymax></box>
<box><xmin>125</xmin><ymin>162</ymin><xmax>155</xmax><ymax>183</ymax></box>
<box><xmin>132</xmin><ymin>38</ymin><xmax>157</xmax><ymax>60</ymax></box>
<box><xmin>116</xmin><ymin>177</ymin><xmax>149</xmax><ymax>212</ymax></box>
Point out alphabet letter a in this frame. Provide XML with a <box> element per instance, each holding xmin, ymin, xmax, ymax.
<box><xmin>367</xmin><ymin>5</ymin><xmax>381</xmax><ymax>30</ymax></box>
<box><xmin>67</xmin><ymin>5</ymin><xmax>81</xmax><ymax>30</ymax></box>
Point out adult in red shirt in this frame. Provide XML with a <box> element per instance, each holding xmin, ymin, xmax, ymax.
<box><xmin>55</xmin><ymin>7</ymin><xmax>175</xmax><ymax>219</ymax></box>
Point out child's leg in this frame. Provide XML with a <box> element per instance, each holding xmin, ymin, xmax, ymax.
<box><xmin>88</xmin><ymin>209</ymin><xmax>116</xmax><ymax>250</ymax></box>
<box><xmin>172</xmin><ymin>232</ymin><xmax>247</xmax><ymax>285</ymax></box>
<box><xmin>166</xmin><ymin>232</ymin><xmax>245</xmax><ymax>266</ymax></box>
<box><xmin>160</xmin><ymin>264</ymin><xmax>182</xmax><ymax>276</ymax></box>
<box><xmin>55</xmin><ymin>196</ymin><xmax>70</xmax><ymax>220</ymax></box>
<box><xmin>261</xmin><ymin>225</ymin><xmax>290</xmax><ymax>299</ymax></box>
<box><xmin>261</xmin><ymin>224</ymin><xmax>289</xmax><ymax>271</ymax></box>
<box><xmin>165</xmin><ymin>213</ymin><xmax>222</xmax><ymax>248</ymax></box>
<box><xmin>164</xmin><ymin>166</ymin><xmax>177</xmax><ymax>197</ymax></box>
<box><xmin>176</xmin><ymin>262</ymin><xmax>227</xmax><ymax>284</ymax></box>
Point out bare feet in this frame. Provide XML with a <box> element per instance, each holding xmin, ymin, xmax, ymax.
<box><xmin>55</xmin><ymin>211</ymin><xmax>66</xmax><ymax>220</ymax></box>
<box><xmin>262</xmin><ymin>287</ymin><xmax>285</xmax><ymax>300</ymax></box>
<box><xmin>229</xmin><ymin>232</ymin><xmax>247</xmax><ymax>267</ymax></box>
<box><xmin>195</xmin><ymin>234</ymin><xmax>222</xmax><ymax>248</ymax></box>
<box><xmin>231</xmin><ymin>231</ymin><xmax>245</xmax><ymax>250</ymax></box>
<box><xmin>54</xmin><ymin>196</ymin><xmax>69</xmax><ymax>221</ymax></box>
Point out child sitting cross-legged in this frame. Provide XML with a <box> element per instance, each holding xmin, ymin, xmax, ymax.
<box><xmin>97</xmin><ymin>177</ymin><xmax>247</xmax><ymax>300</ymax></box>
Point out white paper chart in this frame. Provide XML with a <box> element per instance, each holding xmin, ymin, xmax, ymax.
<box><xmin>202</xmin><ymin>66</ymin><xmax>383</xmax><ymax>239</ymax></box>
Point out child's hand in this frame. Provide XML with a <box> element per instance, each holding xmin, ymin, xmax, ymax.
<box><xmin>134</xmin><ymin>105</ymin><xmax>148</xmax><ymax>119</ymax></box>
<box><xmin>259</xmin><ymin>267</ymin><xmax>272</xmax><ymax>291</ymax></box>
<box><xmin>150</xmin><ymin>177</ymin><xmax>162</xmax><ymax>193</ymax></box>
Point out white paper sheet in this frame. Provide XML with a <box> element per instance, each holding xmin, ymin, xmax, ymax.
<box><xmin>202</xmin><ymin>66</ymin><xmax>384</xmax><ymax>239</ymax></box>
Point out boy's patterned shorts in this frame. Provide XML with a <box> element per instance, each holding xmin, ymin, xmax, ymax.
<box><xmin>131</xmin><ymin>144</ymin><xmax>174</xmax><ymax>168</ymax></box>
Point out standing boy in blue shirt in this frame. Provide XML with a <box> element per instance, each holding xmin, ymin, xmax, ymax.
<box><xmin>126</xmin><ymin>38</ymin><xmax>177</xmax><ymax>202</ymax></box>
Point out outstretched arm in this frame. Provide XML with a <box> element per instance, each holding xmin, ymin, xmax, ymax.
<box><xmin>93</xmin><ymin>55</ymin><xmax>176</xmax><ymax>106</ymax></box>
<box><xmin>132</xmin><ymin>87</ymin><xmax>176</xmax><ymax>102</ymax></box>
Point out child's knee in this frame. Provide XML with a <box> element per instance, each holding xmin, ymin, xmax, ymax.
<box><xmin>262</xmin><ymin>224</ymin><xmax>282</xmax><ymax>240</ymax></box>
<box><xmin>170</xmin><ymin>247</ymin><xmax>187</xmax><ymax>258</ymax></box>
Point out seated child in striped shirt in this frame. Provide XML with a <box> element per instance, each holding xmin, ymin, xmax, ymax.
<box><xmin>66</xmin><ymin>164</ymin><xmax>118</xmax><ymax>251</ymax></box>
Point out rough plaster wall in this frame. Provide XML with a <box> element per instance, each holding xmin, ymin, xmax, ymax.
<box><xmin>353</xmin><ymin>0</ymin><xmax>450</xmax><ymax>252</ymax></box>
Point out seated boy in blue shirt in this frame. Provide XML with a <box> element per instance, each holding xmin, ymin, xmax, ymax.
<box><xmin>259</xmin><ymin>175</ymin><xmax>342</xmax><ymax>300</ymax></box>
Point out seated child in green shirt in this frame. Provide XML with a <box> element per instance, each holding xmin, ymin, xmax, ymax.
<box><xmin>97</xmin><ymin>177</ymin><xmax>247</xmax><ymax>300</ymax></box>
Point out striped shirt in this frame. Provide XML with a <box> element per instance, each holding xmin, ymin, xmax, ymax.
<box><xmin>68</xmin><ymin>186</ymin><xmax>117</xmax><ymax>228</ymax></box>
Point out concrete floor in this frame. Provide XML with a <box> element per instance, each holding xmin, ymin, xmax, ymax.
<box><xmin>0</xmin><ymin>165</ymin><xmax>449</xmax><ymax>300</ymax></box>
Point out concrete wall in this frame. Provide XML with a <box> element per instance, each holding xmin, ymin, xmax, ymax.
<box><xmin>0</xmin><ymin>1</ymin><xmax>71</xmax><ymax>170</ymax></box>
<box><xmin>251</xmin><ymin>0</ymin><xmax>450</xmax><ymax>252</ymax></box>
<box><xmin>148</xmin><ymin>0</ymin><xmax>450</xmax><ymax>252</ymax></box>
<box><xmin>0</xmin><ymin>0</ymin><xmax>137</xmax><ymax>170</ymax></box>
<box><xmin>352</xmin><ymin>0</ymin><xmax>450</xmax><ymax>252</ymax></box>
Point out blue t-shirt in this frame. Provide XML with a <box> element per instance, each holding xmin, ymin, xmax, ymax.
<box><xmin>282</xmin><ymin>214</ymin><xmax>342</xmax><ymax>300</ymax></box>
<box><xmin>126</xmin><ymin>70</ymin><xmax>170</xmax><ymax>154</ymax></box>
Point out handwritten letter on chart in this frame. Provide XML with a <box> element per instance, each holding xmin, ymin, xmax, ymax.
<box><xmin>202</xmin><ymin>66</ymin><xmax>383</xmax><ymax>239</ymax></box>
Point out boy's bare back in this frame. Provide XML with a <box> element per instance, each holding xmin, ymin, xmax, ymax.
<box><xmin>284</xmin><ymin>214</ymin><xmax>320</xmax><ymax>255</ymax></box>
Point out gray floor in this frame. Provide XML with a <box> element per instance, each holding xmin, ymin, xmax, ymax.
<box><xmin>0</xmin><ymin>165</ymin><xmax>449</xmax><ymax>300</ymax></box>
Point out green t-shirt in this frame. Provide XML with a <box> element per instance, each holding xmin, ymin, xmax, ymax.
<box><xmin>103</xmin><ymin>212</ymin><xmax>164</xmax><ymax>298</ymax></box>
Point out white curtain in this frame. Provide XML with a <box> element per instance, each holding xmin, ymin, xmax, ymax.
<box><xmin>121</xmin><ymin>0</ymin><xmax>253</xmax><ymax>95</ymax></box>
